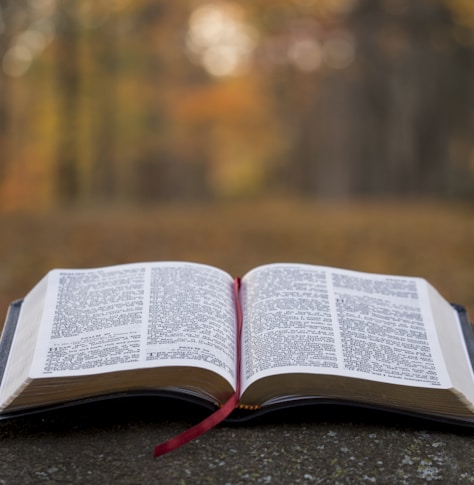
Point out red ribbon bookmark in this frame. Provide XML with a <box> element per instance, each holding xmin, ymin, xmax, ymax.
<box><xmin>153</xmin><ymin>391</ymin><xmax>239</xmax><ymax>457</ymax></box>
<box><xmin>153</xmin><ymin>278</ymin><xmax>243</xmax><ymax>458</ymax></box>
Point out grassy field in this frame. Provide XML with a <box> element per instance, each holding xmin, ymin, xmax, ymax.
<box><xmin>0</xmin><ymin>198</ymin><xmax>473</xmax><ymax>324</ymax></box>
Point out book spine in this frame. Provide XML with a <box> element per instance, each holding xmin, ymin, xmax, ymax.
<box><xmin>0</xmin><ymin>300</ymin><xmax>23</xmax><ymax>387</ymax></box>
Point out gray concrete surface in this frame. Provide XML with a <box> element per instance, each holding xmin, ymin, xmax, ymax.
<box><xmin>0</xmin><ymin>398</ymin><xmax>473</xmax><ymax>483</ymax></box>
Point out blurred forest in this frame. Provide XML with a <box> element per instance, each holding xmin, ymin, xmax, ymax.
<box><xmin>1</xmin><ymin>0</ymin><xmax>474</xmax><ymax>210</ymax></box>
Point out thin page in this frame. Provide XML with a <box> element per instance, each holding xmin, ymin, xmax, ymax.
<box><xmin>29</xmin><ymin>262</ymin><xmax>237</xmax><ymax>388</ymax></box>
<box><xmin>240</xmin><ymin>263</ymin><xmax>451</xmax><ymax>394</ymax></box>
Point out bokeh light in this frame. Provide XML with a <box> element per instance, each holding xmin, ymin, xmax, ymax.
<box><xmin>322</xmin><ymin>34</ymin><xmax>355</xmax><ymax>70</ymax></box>
<box><xmin>288</xmin><ymin>37</ymin><xmax>322</xmax><ymax>71</ymax></box>
<box><xmin>3</xmin><ymin>46</ymin><xmax>33</xmax><ymax>77</ymax></box>
<box><xmin>186</xmin><ymin>2</ymin><xmax>258</xmax><ymax>77</ymax></box>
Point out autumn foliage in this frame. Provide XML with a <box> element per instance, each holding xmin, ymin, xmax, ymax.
<box><xmin>1</xmin><ymin>0</ymin><xmax>474</xmax><ymax>211</ymax></box>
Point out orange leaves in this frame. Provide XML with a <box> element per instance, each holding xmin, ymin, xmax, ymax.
<box><xmin>169</xmin><ymin>79</ymin><xmax>265</xmax><ymax>124</ymax></box>
<box><xmin>164</xmin><ymin>77</ymin><xmax>283</xmax><ymax>197</ymax></box>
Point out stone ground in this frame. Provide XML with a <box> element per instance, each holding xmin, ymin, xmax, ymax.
<box><xmin>1</xmin><ymin>397</ymin><xmax>473</xmax><ymax>483</ymax></box>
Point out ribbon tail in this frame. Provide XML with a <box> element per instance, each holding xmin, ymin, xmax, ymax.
<box><xmin>153</xmin><ymin>391</ymin><xmax>239</xmax><ymax>458</ymax></box>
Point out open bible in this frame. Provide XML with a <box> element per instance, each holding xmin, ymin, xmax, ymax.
<box><xmin>1</xmin><ymin>262</ymin><xmax>474</xmax><ymax>437</ymax></box>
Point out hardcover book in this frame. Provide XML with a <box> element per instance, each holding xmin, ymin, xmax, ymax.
<box><xmin>1</xmin><ymin>262</ymin><xmax>473</xmax><ymax>454</ymax></box>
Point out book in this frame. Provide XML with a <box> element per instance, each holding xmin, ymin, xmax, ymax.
<box><xmin>1</xmin><ymin>262</ymin><xmax>474</xmax><ymax>447</ymax></box>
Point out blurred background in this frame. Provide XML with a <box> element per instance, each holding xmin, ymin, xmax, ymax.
<box><xmin>1</xmin><ymin>0</ymin><xmax>474</xmax><ymax>207</ymax></box>
<box><xmin>0</xmin><ymin>0</ymin><xmax>473</xmax><ymax>318</ymax></box>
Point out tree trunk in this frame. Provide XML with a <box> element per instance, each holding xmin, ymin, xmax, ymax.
<box><xmin>55</xmin><ymin>2</ymin><xmax>81</xmax><ymax>204</ymax></box>
<box><xmin>90</xmin><ymin>20</ymin><xmax>119</xmax><ymax>201</ymax></box>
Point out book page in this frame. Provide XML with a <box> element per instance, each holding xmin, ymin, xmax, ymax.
<box><xmin>29</xmin><ymin>262</ymin><xmax>237</xmax><ymax>387</ymax></box>
<box><xmin>240</xmin><ymin>264</ymin><xmax>451</xmax><ymax>394</ymax></box>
